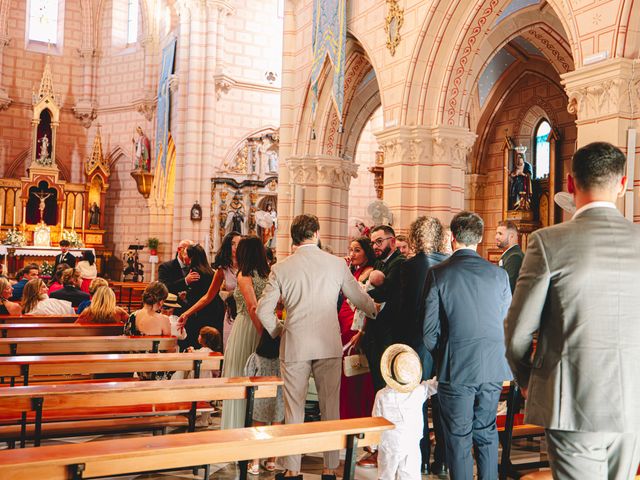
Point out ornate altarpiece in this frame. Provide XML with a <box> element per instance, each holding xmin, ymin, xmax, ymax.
<box><xmin>211</xmin><ymin>131</ymin><xmax>279</xmax><ymax>252</ymax></box>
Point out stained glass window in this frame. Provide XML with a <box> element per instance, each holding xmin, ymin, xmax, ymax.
<box><xmin>127</xmin><ymin>0</ymin><xmax>139</xmax><ymax>44</ymax></box>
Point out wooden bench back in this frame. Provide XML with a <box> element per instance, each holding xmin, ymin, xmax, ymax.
<box><xmin>0</xmin><ymin>324</ymin><xmax>124</xmax><ymax>338</ymax></box>
<box><xmin>0</xmin><ymin>352</ymin><xmax>223</xmax><ymax>384</ymax></box>
<box><xmin>0</xmin><ymin>336</ymin><xmax>177</xmax><ymax>356</ymax></box>
<box><xmin>0</xmin><ymin>417</ymin><xmax>393</xmax><ymax>479</ymax></box>
<box><xmin>0</xmin><ymin>315</ymin><xmax>78</xmax><ymax>324</ymax></box>
<box><xmin>0</xmin><ymin>376</ymin><xmax>280</xmax><ymax>412</ymax></box>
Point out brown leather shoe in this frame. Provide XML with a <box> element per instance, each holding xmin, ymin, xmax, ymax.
<box><xmin>356</xmin><ymin>451</ymin><xmax>378</xmax><ymax>469</ymax></box>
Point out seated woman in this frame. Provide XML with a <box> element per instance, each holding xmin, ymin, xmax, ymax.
<box><xmin>76</xmin><ymin>286</ymin><xmax>128</xmax><ymax>324</ymax></box>
<box><xmin>50</xmin><ymin>268</ymin><xmax>90</xmax><ymax>308</ymax></box>
<box><xmin>22</xmin><ymin>278</ymin><xmax>74</xmax><ymax>315</ymax></box>
<box><xmin>76</xmin><ymin>251</ymin><xmax>97</xmax><ymax>293</ymax></box>
<box><xmin>77</xmin><ymin>277</ymin><xmax>109</xmax><ymax>314</ymax></box>
<box><xmin>124</xmin><ymin>281</ymin><xmax>172</xmax><ymax>380</ymax></box>
<box><xmin>48</xmin><ymin>263</ymin><xmax>69</xmax><ymax>294</ymax></box>
<box><xmin>124</xmin><ymin>281</ymin><xmax>171</xmax><ymax>336</ymax></box>
<box><xmin>0</xmin><ymin>277</ymin><xmax>21</xmax><ymax>315</ymax></box>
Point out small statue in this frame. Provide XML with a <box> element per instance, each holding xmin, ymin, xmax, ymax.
<box><xmin>38</xmin><ymin>135</ymin><xmax>50</xmax><ymax>163</ymax></box>
<box><xmin>267</xmin><ymin>150</ymin><xmax>279</xmax><ymax>173</ymax></box>
<box><xmin>132</xmin><ymin>126</ymin><xmax>151</xmax><ymax>171</ymax></box>
<box><xmin>89</xmin><ymin>202</ymin><xmax>100</xmax><ymax>227</ymax></box>
<box><xmin>509</xmin><ymin>153</ymin><xmax>533</xmax><ymax>211</ymax></box>
<box><xmin>32</xmin><ymin>191</ymin><xmax>52</xmax><ymax>222</ymax></box>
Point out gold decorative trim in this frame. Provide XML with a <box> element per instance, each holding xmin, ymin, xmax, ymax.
<box><xmin>384</xmin><ymin>0</ymin><xmax>404</xmax><ymax>57</ymax></box>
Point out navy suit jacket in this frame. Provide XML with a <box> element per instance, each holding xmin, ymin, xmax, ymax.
<box><xmin>423</xmin><ymin>249</ymin><xmax>513</xmax><ymax>384</ymax></box>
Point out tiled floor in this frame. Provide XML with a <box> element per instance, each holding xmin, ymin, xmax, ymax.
<box><xmin>3</xmin><ymin>414</ymin><xmax>547</xmax><ymax>479</ymax></box>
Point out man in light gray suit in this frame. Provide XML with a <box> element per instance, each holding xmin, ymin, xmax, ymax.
<box><xmin>506</xmin><ymin>142</ymin><xmax>640</xmax><ymax>479</ymax></box>
<box><xmin>257</xmin><ymin>214</ymin><xmax>377</xmax><ymax>480</ymax></box>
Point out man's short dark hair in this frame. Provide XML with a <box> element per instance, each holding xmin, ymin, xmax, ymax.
<box><xmin>450</xmin><ymin>211</ymin><xmax>484</xmax><ymax>246</ymax></box>
<box><xmin>497</xmin><ymin>220</ymin><xmax>519</xmax><ymax>234</ymax></box>
<box><xmin>59</xmin><ymin>240</ymin><xmax>70</xmax><ymax>247</ymax></box>
<box><xmin>290</xmin><ymin>214</ymin><xmax>320</xmax><ymax>246</ymax></box>
<box><xmin>370</xmin><ymin>225</ymin><xmax>395</xmax><ymax>237</ymax></box>
<box><xmin>572</xmin><ymin>142</ymin><xmax>626</xmax><ymax>190</ymax></box>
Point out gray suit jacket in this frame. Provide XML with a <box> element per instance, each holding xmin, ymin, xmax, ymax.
<box><xmin>505</xmin><ymin>207</ymin><xmax>640</xmax><ymax>432</ymax></box>
<box><xmin>257</xmin><ymin>244</ymin><xmax>376</xmax><ymax>363</ymax></box>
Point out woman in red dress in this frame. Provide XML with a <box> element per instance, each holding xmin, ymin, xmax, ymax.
<box><xmin>338</xmin><ymin>237</ymin><xmax>376</xmax><ymax>419</ymax></box>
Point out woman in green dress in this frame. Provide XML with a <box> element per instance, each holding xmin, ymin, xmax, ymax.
<box><xmin>221</xmin><ymin>236</ymin><xmax>271</xmax><ymax>430</ymax></box>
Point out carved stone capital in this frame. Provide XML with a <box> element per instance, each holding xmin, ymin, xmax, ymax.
<box><xmin>135</xmin><ymin>92</ymin><xmax>157</xmax><ymax>121</ymax></box>
<box><xmin>78</xmin><ymin>48</ymin><xmax>96</xmax><ymax>60</ymax></box>
<box><xmin>562</xmin><ymin>58</ymin><xmax>638</xmax><ymax>122</ymax></box>
<box><xmin>285</xmin><ymin>155</ymin><xmax>357</xmax><ymax>190</ymax></box>
<box><xmin>374</xmin><ymin>125</ymin><xmax>475</xmax><ymax>169</ymax></box>
<box><xmin>214</xmin><ymin>72</ymin><xmax>236</xmax><ymax>100</ymax></box>
<box><xmin>432</xmin><ymin>126</ymin><xmax>476</xmax><ymax>170</ymax></box>
<box><xmin>73</xmin><ymin>98</ymin><xmax>96</xmax><ymax>128</ymax></box>
<box><xmin>0</xmin><ymin>89</ymin><xmax>11</xmax><ymax>110</ymax></box>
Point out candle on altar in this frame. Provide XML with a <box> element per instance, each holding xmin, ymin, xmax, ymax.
<box><xmin>0</xmin><ymin>205</ymin><xmax>3</xmax><ymax>226</ymax></box>
<box><xmin>22</xmin><ymin>206</ymin><xmax>25</xmax><ymax>225</ymax></box>
<box><xmin>12</xmin><ymin>205</ymin><xmax>15</xmax><ymax>229</ymax></box>
<box><xmin>82</xmin><ymin>208</ymin><xmax>85</xmax><ymax>234</ymax></box>
<box><xmin>71</xmin><ymin>208</ymin><xmax>76</xmax><ymax>230</ymax></box>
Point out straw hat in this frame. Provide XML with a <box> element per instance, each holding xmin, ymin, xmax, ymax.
<box><xmin>380</xmin><ymin>344</ymin><xmax>422</xmax><ymax>393</ymax></box>
<box><xmin>163</xmin><ymin>293</ymin><xmax>181</xmax><ymax>309</ymax></box>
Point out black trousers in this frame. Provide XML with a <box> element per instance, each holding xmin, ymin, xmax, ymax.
<box><xmin>421</xmin><ymin>393</ymin><xmax>447</xmax><ymax>468</ymax></box>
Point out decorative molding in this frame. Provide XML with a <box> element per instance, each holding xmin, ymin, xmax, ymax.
<box><xmin>384</xmin><ymin>0</ymin><xmax>404</xmax><ymax>56</ymax></box>
<box><xmin>286</xmin><ymin>155</ymin><xmax>357</xmax><ymax>191</ymax></box>
<box><xmin>134</xmin><ymin>92</ymin><xmax>157</xmax><ymax>121</ymax></box>
<box><xmin>561</xmin><ymin>58</ymin><xmax>639</xmax><ymax>122</ymax></box>
<box><xmin>72</xmin><ymin>99</ymin><xmax>96</xmax><ymax>128</ymax></box>
<box><xmin>466</xmin><ymin>173</ymin><xmax>487</xmax><ymax>198</ymax></box>
<box><xmin>214</xmin><ymin>72</ymin><xmax>237</xmax><ymax>100</ymax></box>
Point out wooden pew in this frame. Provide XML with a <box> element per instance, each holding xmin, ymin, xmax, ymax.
<box><xmin>0</xmin><ymin>316</ymin><xmax>78</xmax><ymax>324</ymax></box>
<box><xmin>0</xmin><ymin>324</ymin><xmax>124</xmax><ymax>338</ymax></box>
<box><xmin>0</xmin><ymin>336</ymin><xmax>177</xmax><ymax>356</ymax></box>
<box><xmin>0</xmin><ymin>352</ymin><xmax>223</xmax><ymax>386</ymax></box>
<box><xmin>0</xmin><ymin>417</ymin><xmax>393</xmax><ymax>480</ymax></box>
<box><xmin>499</xmin><ymin>381</ymin><xmax>547</xmax><ymax>479</ymax></box>
<box><xmin>0</xmin><ymin>376</ymin><xmax>279</xmax><ymax>447</ymax></box>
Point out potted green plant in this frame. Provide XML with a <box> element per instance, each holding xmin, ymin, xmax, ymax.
<box><xmin>147</xmin><ymin>237</ymin><xmax>159</xmax><ymax>256</ymax></box>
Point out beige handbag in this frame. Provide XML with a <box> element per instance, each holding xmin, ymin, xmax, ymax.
<box><xmin>343</xmin><ymin>346</ymin><xmax>370</xmax><ymax>377</ymax></box>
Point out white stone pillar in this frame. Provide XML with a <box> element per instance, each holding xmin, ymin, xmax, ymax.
<box><xmin>73</xmin><ymin>48</ymin><xmax>96</xmax><ymax>128</ymax></box>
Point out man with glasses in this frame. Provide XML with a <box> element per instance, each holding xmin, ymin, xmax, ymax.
<box><xmin>358</xmin><ymin>225</ymin><xmax>406</xmax><ymax>469</ymax></box>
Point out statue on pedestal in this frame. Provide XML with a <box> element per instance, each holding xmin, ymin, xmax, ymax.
<box><xmin>509</xmin><ymin>153</ymin><xmax>533</xmax><ymax>211</ymax></box>
<box><xmin>89</xmin><ymin>202</ymin><xmax>100</xmax><ymax>227</ymax></box>
<box><xmin>32</xmin><ymin>191</ymin><xmax>52</xmax><ymax>222</ymax></box>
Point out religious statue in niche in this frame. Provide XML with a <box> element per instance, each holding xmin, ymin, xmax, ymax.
<box><xmin>266</xmin><ymin>150</ymin><xmax>279</xmax><ymax>173</ymax></box>
<box><xmin>509</xmin><ymin>152</ymin><xmax>533</xmax><ymax>211</ymax></box>
<box><xmin>26</xmin><ymin>182</ymin><xmax>57</xmax><ymax>225</ymax></box>
<box><xmin>38</xmin><ymin>135</ymin><xmax>51</xmax><ymax>164</ymax></box>
<box><xmin>133</xmin><ymin>126</ymin><xmax>151</xmax><ymax>171</ymax></box>
<box><xmin>89</xmin><ymin>202</ymin><xmax>100</xmax><ymax>227</ymax></box>
<box><xmin>225</xmin><ymin>193</ymin><xmax>246</xmax><ymax>234</ymax></box>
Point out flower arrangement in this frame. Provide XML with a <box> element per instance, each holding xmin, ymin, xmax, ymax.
<box><xmin>2</xmin><ymin>229</ymin><xmax>27</xmax><ymax>246</ymax></box>
<box><xmin>61</xmin><ymin>229</ymin><xmax>84</xmax><ymax>248</ymax></box>
<box><xmin>40</xmin><ymin>260</ymin><xmax>54</xmax><ymax>277</ymax></box>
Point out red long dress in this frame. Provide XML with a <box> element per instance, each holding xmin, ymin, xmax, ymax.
<box><xmin>338</xmin><ymin>266</ymin><xmax>375</xmax><ymax>419</ymax></box>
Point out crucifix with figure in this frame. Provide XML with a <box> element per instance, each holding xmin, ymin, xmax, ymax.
<box><xmin>31</xmin><ymin>191</ymin><xmax>52</xmax><ymax>223</ymax></box>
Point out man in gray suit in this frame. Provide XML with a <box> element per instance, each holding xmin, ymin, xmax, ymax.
<box><xmin>506</xmin><ymin>141</ymin><xmax>640</xmax><ymax>479</ymax></box>
<box><xmin>257</xmin><ymin>214</ymin><xmax>377</xmax><ymax>480</ymax></box>
<box><xmin>423</xmin><ymin>211</ymin><xmax>513</xmax><ymax>480</ymax></box>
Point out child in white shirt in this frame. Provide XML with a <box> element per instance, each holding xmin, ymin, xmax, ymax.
<box><xmin>373</xmin><ymin>344</ymin><xmax>438</xmax><ymax>480</ymax></box>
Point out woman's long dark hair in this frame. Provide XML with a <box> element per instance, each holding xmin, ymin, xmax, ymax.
<box><xmin>236</xmin><ymin>236</ymin><xmax>270</xmax><ymax>278</ymax></box>
<box><xmin>82</xmin><ymin>250</ymin><xmax>95</xmax><ymax>266</ymax></box>
<box><xmin>351</xmin><ymin>237</ymin><xmax>376</xmax><ymax>270</ymax></box>
<box><xmin>213</xmin><ymin>232</ymin><xmax>241</xmax><ymax>269</ymax></box>
<box><xmin>186</xmin><ymin>244</ymin><xmax>214</xmax><ymax>277</ymax></box>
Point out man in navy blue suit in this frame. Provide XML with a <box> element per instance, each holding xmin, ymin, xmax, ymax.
<box><xmin>422</xmin><ymin>211</ymin><xmax>513</xmax><ymax>479</ymax></box>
